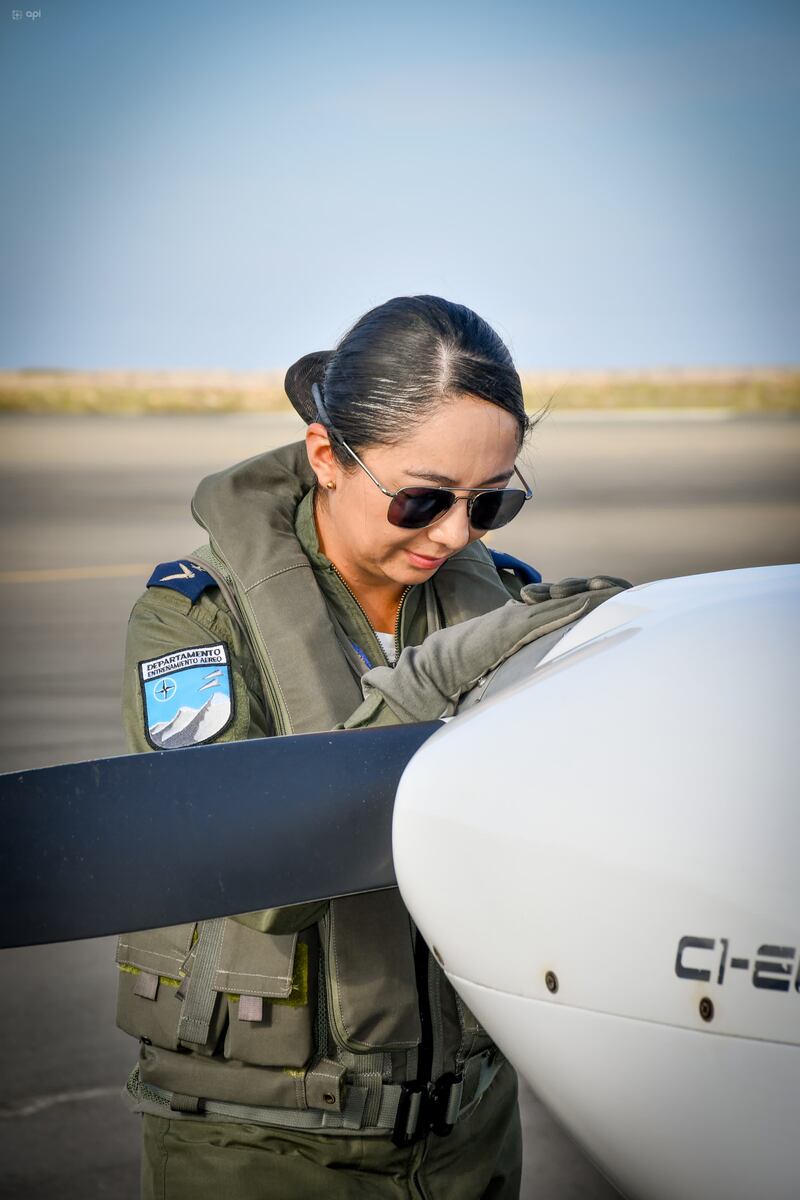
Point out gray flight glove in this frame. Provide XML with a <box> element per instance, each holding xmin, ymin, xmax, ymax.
<box><xmin>343</xmin><ymin>575</ymin><xmax>632</xmax><ymax>727</ymax></box>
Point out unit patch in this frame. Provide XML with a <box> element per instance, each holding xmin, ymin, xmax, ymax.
<box><xmin>139</xmin><ymin>643</ymin><xmax>233</xmax><ymax>750</ymax></box>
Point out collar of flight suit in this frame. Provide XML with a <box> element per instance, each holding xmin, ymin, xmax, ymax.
<box><xmin>191</xmin><ymin>440</ymin><xmax>513</xmax><ymax>734</ymax></box>
<box><xmin>192</xmin><ymin>441</ymin><xmax>365</xmax><ymax>733</ymax></box>
<box><xmin>292</xmin><ymin>487</ymin><xmax>429</xmax><ymax>671</ymax></box>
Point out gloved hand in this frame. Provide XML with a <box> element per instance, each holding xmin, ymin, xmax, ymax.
<box><xmin>343</xmin><ymin>575</ymin><xmax>632</xmax><ymax>726</ymax></box>
<box><xmin>520</xmin><ymin>575</ymin><xmax>632</xmax><ymax>603</ymax></box>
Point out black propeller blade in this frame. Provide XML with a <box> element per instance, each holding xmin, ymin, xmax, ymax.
<box><xmin>0</xmin><ymin>723</ymin><xmax>441</xmax><ymax>948</ymax></box>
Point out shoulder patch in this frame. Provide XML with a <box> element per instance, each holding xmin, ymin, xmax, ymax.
<box><xmin>139</xmin><ymin>642</ymin><xmax>234</xmax><ymax>750</ymax></box>
<box><xmin>489</xmin><ymin>549</ymin><xmax>542</xmax><ymax>586</ymax></box>
<box><xmin>147</xmin><ymin>561</ymin><xmax>217</xmax><ymax>603</ymax></box>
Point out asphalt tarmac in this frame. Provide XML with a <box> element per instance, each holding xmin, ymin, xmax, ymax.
<box><xmin>1</xmin><ymin>411</ymin><xmax>798</xmax><ymax>1199</ymax></box>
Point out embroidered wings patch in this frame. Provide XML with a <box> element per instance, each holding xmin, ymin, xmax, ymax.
<box><xmin>139</xmin><ymin>643</ymin><xmax>233</xmax><ymax>750</ymax></box>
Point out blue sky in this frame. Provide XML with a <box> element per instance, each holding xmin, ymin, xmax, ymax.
<box><xmin>1</xmin><ymin>0</ymin><xmax>797</xmax><ymax>369</ymax></box>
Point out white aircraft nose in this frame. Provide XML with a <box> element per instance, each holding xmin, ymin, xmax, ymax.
<box><xmin>393</xmin><ymin>564</ymin><xmax>800</xmax><ymax>1200</ymax></box>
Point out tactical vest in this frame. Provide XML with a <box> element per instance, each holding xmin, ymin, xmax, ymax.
<box><xmin>118</xmin><ymin>442</ymin><xmax>517</xmax><ymax>1143</ymax></box>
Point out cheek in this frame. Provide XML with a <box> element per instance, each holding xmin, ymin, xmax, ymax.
<box><xmin>361</xmin><ymin>513</ymin><xmax>421</xmax><ymax>568</ymax></box>
<box><xmin>338</xmin><ymin>481</ymin><xmax>395</xmax><ymax>549</ymax></box>
<box><xmin>376</xmin><ymin>526</ymin><xmax>415</xmax><ymax>561</ymax></box>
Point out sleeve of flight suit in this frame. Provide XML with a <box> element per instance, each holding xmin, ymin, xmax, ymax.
<box><xmin>122</xmin><ymin>581</ymin><xmax>330</xmax><ymax>932</ymax></box>
<box><xmin>122</xmin><ymin>583</ymin><xmax>270</xmax><ymax>750</ymax></box>
<box><xmin>342</xmin><ymin>575</ymin><xmax>632</xmax><ymax>729</ymax></box>
<box><xmin>336</xmin><ymin>566</ymin><xmax>522</xmax><ymax>729</ymax></box>
<box><xmin>337</xmin><ymin>563</ymin><xmax>530</xmax><ymax>732</ymax></box>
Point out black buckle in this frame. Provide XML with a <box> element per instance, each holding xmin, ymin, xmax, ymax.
<box><xmin>391</xmin><ymin>1082</ymin><xmax>427</xmax><ymax>1148</ymax></box>
<box><xmin>428</xmin><ymin>1071</ymin><xmax>463</xmax><ymax>1138</ymax></box>
<box><xmin>391</xmin><ymin>1072</ymin><xmax>464</xmax><ymax>1147</ymax></box>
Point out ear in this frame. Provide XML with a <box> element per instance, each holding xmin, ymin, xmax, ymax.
<box><xmin>305</xmin><ymin>422</ymin><xmax>337</xmax><ymax>489</ymax></box>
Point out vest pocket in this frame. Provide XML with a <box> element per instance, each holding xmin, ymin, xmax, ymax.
<box><xmin>117</xmin><ymin>920</ymin><xmax>319</xmax><ymax>1072</ymax></box>
<box><xmin>116</xmin><ymin>924</ymin><xmax>198</xmax><ymax>1052</ymax></box>
<box><xmin>323</xmin><ymin>892</ymin><xmax>422</xmax><ymax>1052</ymax></box>
<box><xmin>214</xmin><ymin>921</ymin><xmax>318</xmax><ymax>1070</ymax></box>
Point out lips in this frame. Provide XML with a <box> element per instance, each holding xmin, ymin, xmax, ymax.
<box><xmin>405</xmin><ymin>549</ymin><xmax>448</xmax><ymax>570</ymax></box>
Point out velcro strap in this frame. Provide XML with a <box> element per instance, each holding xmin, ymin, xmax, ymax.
<box><xmin>133</xmin><ymin>971</ymin><xmax>159</xmax><ymax>1000</ymax></box>
<box><xmin>237</xmin><ymin>995</ymin><xmax>263</xmax><ymax>1022</ymax></box>
<box><xmin>170</xmin><ymin>1092</ymin><xmax>202</xmax><ymax>1113</ymax></box>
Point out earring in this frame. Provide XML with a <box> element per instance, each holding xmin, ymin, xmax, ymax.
<box><xmin>325</xmin><ymin>480</ymin><xmax>336</xmax><ymax>490</ymax></box>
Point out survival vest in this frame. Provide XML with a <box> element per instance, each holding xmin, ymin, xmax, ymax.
<box><xmin>118</xmin><ymin>442</ymin><xmax>521</xmax><ymax>1143</ymax></box>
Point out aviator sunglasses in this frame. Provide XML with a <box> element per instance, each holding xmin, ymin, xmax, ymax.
<box><xmin>311</xmin><ymin>383</ymin><xmax>533</xmax><ymax>532</ymax></box>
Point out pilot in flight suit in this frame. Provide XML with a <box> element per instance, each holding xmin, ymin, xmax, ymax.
<box><xmin>117</xmin><ymin>437</ymin><xmax>628</xmax><ymax>1200</ymax></box>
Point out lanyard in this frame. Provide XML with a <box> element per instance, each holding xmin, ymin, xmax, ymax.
<box><xmin>350</xmin><ymin>642</ymin><xmax>374</xmax><ymax>671</ymax></box>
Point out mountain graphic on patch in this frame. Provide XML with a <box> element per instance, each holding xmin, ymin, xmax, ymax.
<box><xmin>149</xmin><ymin>690</ymin><xmax>230</xmax><ymax>748</ymax></box>
<box><xmin>139</xmin><ymin>644</ymin><xmax>234</xmax><ymax>750</ymax></box>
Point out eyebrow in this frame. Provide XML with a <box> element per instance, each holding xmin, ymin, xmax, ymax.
<box><xmin>404</xmin><ymin>468</ymin><xmax>514</xmax><ymax>487</ymax></box>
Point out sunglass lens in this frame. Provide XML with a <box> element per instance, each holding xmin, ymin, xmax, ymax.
<box><xmin>388</xmin><ymin>488</ymin><xmax>455</xmax><ymax>529</ymax></box>
<box><xmin>470</xmin><ymin>489</ymin><xmax>526</xmax><ymax>531</ymax></box>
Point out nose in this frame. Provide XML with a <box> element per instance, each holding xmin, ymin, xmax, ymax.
<box><xmin>427</xmin><ymin>497</ymin><xmax>472</xmax><ymax>553</ymax></box>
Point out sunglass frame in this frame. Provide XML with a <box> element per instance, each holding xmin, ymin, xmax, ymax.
<box><xmin>310</xmin><ymin>382</ymin><xmax>533</xmax><ymax>532</ymax></box>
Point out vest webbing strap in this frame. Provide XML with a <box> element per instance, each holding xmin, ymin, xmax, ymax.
<box><xmin>336</xmin><ymin>1050</ymin><xmax>390</xmax><ymax>1127</ymax></box>
<box><xmin>177</xmin><ymin>919</ymin><xmax>227</xmax><ymax>1045</ymax></box>
<box><xmin>128</xmin><ymin>1048</ymin><xmax>502</xmax><ymax>1137</ymax></box>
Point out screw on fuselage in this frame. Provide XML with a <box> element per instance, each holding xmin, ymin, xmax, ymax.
<box><xmin>699</xmin><ymin>996</ymin><xmax>714</xmax><ymax>1022</ymax></box>
<box><xmin>545</xmin><ymin>971</ymin><xmax>559</xmax><ymax>994</ymax></box>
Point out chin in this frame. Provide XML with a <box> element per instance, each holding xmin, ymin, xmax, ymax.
<box><xmin>381</xmin><ymin>559</ymin><xmax>424</xmax><ymax>585</ymax></box>
<box><xmin>388</xmin><ymin>566</ymin><xmax>425</xmax><ymax>586</ymax></box>
<box><xmin>400</xmin><ymin>555</ymin><xmax>449</xmax><ymax>580</ymax></box>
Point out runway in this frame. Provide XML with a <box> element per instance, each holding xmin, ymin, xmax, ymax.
<box><xmin>1</xmin><ymin>411</ymin><xmax>798</xmax><ymax>1198</ymax></box>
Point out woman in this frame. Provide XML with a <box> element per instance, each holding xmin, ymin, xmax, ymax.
<box><xmin>117</xmin><ymin>295</ymin><xmax>627</xmax><ymax>1199</ymax></box>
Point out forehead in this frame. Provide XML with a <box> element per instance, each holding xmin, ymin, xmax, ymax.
<box><xmin>376</xmin><ymin>394</ymin><xmax>520</xmax><ymax>483</ymax></box>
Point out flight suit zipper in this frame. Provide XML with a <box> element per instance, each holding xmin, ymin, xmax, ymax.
<box><xmin>392</xmin><ymin>582</ymin><xmax>412</xmax><ymax>664</ymax></box>
<box><xmin>328</xmin><ymin>563</ymin><xmax>410</xmax><ymax>669</ymax></box>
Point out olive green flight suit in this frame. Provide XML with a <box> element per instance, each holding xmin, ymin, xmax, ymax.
<box><xmin>119</xmin><ymin>448</ymin><xmax>526</xmax><ymax>1200</ymax></box>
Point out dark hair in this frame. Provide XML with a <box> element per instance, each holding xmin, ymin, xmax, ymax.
<box><xmin>284</xmin><ymin>295</ymin><xmax>530</xmax><ymax>467</ymax></box>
